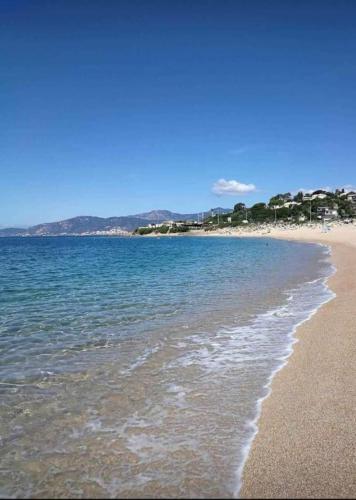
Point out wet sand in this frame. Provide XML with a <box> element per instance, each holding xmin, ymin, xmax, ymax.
<box><xmin>239</xmin><ymin>226</ymin><xmax>356</xmax><ymax>498</ymax></box>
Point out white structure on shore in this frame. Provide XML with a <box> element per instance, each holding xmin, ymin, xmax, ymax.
<box><xmin>316</xmin><ymin>207</ymin><xmax>338</xmax><ymax>220</ymax></box>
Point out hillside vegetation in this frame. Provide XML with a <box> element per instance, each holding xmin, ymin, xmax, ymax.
<box><xmin>205</xmin><ymin>190</ymin><xmax>354</xmax><ymax>227</ymax></box>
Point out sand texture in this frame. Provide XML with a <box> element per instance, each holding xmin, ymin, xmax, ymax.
<box><xmin>239</xmin><ymin>226</ymin><xmax>356</xmax><ymax>498</ymax></box>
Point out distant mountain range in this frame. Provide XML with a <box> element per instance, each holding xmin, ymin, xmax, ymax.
<box><xmin>0</xmin><ymin>208</ymin><xmax>231</xmax><ymax>236</ymax></box>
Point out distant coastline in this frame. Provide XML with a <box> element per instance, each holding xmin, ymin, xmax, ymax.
<box><xmin>2</xmin><ymin>187</ymin><xmax>355</xmax><ymax>238</ymax></box>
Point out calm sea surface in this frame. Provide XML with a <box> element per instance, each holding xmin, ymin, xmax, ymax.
<box><xmin>0</xmin><ymin>236</ymin><xmax>333</xmax><ymax>498</ymax></box>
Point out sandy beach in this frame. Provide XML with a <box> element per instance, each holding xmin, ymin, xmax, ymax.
<box><xmin>232</xmin><ymin>224</ymin><xmax>356</xmax><ymax>498</ymax></box>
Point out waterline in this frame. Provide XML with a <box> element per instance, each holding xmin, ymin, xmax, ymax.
<box><xmin>235</xmin><ymin>258</ymin><xmax>336</xmax><ymax>496</ymax></box>
<box><xmin>0</xmin><ymin>236</ymin><xmax>334</xmax><ymax>497</ymax></box>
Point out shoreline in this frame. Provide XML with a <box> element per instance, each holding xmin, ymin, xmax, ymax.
<box><xmin>234</xmin><ymin>252</ymin><xmax>336</xmax><ymax>497</ymax></box>
<box><xmin>237</xmin><ymin>226</ymin><xmax>356</xmax><ymax>498</ymax></box>
<box><xmin>2</xmin><ymin>227</ymin><xmax>355</xmax><ymax>497</ymax></box>
<box><xmin>139</xmin><ymin>223</ymin><xmax>356</xmax><ymax>497</ymax></box>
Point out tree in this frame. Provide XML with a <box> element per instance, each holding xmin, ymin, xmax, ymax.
<box><xmin>250</xmin><ymin>203</ymin><xmax>272</xmax><ymax>222</ymax></box>
<box><xmin>233</xmin><ymin>202</ymin><xmax>246</xmax><ymax>212</ymax></box>
<box><xmin>269</xmin><ymin>196</ymin><xmax>284</xmax><ymax>207</ymax></box>
<box><xmin>293</xmin><ymin>191</ymin><xmax>304</xmax><ymax>202</ymax></box>
<box><xmin>269</xmin><ymin>192</ymin><xmax>292</xmax><ymax>206</ymax></box>
<box><xmin>337</xmin><ymin>198</ymin><xmax>354</xmax><ymax>217</ymax></box>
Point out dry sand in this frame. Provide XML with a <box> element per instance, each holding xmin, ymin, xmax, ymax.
<box><xmin>237</xmin><ymin>225</ymin><xmax>356</xmax><ymax>498</ymax></box>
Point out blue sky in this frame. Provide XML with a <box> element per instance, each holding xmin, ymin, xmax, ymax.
<box><xmin>1</xmin><ymin>0</ymin><xmax>356</xmax><ymax>226</ymax></box>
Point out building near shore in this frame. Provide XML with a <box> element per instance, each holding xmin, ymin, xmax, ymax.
<box><xmin>316</xmin><ymin>207</ymin><xmax>339</xmax><ymax>220</ymax></box>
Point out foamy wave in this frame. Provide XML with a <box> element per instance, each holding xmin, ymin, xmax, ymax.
<box><xmin>160</xmin><ymin>257</ymin><xmax>335</xmax><ymax>497</ymax></box>
<box><xmin>234</xmin><ymin>258</ymin><xmax>336</xmax><ymax>497</ymax></box>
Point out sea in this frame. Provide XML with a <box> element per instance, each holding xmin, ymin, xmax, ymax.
<box><xmin>0</xmin><ymin>235</ymin><xmax>334</xmax><ymax>498</ymax></box>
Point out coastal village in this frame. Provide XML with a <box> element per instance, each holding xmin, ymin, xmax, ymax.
<box><xmin>135</xmin><ymin>187</ymin><xmax>356</xmax><ymax>235</ymax></box>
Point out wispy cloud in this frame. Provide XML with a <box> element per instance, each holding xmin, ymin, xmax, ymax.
<box><xmin>212</xmin><ymin>179</ymin><xmax>257</xmax><ymax>196</ymax></box>
<box><xmin>228</xmin><ymin>147</ymin><xmax>249</xmax><ymax>155</ymax></box>
<box><xmin>341</xmin><ymin>184</ymin><xmax>356</xmax><ymax>192</ymax></box>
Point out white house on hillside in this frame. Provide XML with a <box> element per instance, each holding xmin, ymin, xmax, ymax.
<box><xmin>283</xmin><ymin>201</ymin><xmax>302</xmax><ymax>208</ymax></box>
<box><xmin>303</xmin><ymin>190</ymin><xmax>329</xmax><ymax>201</ymax></box>
<box><xmin>341</xmin><ymin>191</ymin><xmax>356</xmax><ymax>203</ymax></box>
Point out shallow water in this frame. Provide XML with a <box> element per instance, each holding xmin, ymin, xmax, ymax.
<box><xmin>0</xmin><ymin>236</ymin><xmax>333</xmax><ymax>498</ymax></box>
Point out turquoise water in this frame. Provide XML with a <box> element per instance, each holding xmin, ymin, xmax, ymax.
<box><xmin>0</xmin><ymin>236</ymin><xmax>333</xmax><ymax>498</ymax></box>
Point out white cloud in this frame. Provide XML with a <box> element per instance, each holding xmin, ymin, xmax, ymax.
<box><xmin>212</xmin><ymin>179</ymin><xmax>257</xmax><ymax>196</ymax></box>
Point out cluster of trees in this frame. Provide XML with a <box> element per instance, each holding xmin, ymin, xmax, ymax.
<box><xmin>268</xmin><ymin>192</ymin><xmax>293</xmax><ymax>206</ymax></box>
<box><xmin>135</xmin><ymin>224</ymin><xmax>189</xmax><ymax>235</ymax></box>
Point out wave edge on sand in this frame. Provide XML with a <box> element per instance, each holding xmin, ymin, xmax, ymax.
<box><xmin>235</xmin><ymin>255</ymin><xmax>336</xmax><ymax>497</ymax></box>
